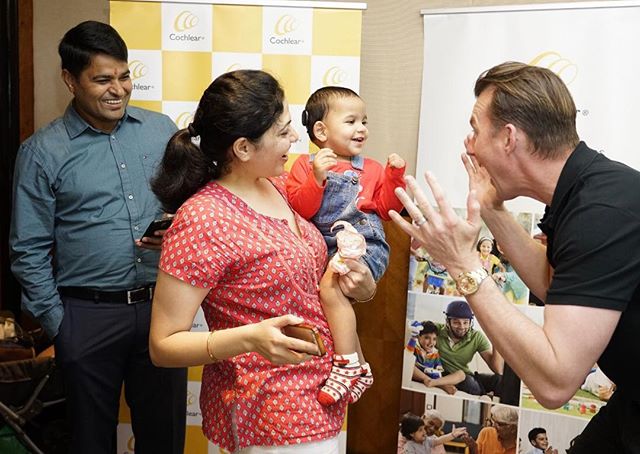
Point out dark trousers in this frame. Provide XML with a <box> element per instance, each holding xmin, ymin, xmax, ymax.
<box><xmin>456</xmin><ymin>372</ymin><xmax>502</xmax><ymax>396</ymax></box>
<box><xmin>567</xmin><ymin>389</ymin><xmax>640</xmax><ymax>454</ymax></box>
<box><xmin>497</xmin><ymin>363</ymin><xmax>521</xmax><ymax>406</ymax></box>
<box><xmin>55</xmin><ymin>296</ymin><xmax>187</xmax><ymax>454</ymax></box>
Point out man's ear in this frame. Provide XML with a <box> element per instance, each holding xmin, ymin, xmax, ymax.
<box><xmin>62</xmin><ymin>70</ymin><xmax>75</xmax><ymax>94</ymax></box>
<box><xmin>503</xmin><ymin>123</ymin><xmax>518</xmax><ymax>156</ymax></box>
<box><xmin>231</xmin><ymin>137</ymin><xmax>252</xmax><ymax>162</ymax></box>
<box><xmin>313</xmin><ymin>121</ymin><xmax>328</xmax><ymax>142</ymax></box>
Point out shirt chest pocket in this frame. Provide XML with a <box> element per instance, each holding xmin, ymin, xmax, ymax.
<box><xmin>140</xmin><ymin>153</ymin><xmax>161</xmax><ymax>182</ymax></box>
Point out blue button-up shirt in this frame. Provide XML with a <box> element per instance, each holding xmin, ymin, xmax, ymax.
<box><xmin>10</xmin><ymin>104</ymin><xmax>177</xmax><ymax>338</ymax></box>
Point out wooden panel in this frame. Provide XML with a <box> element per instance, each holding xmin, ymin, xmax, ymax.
<box><xmin>0</xmin><ymin>0</ymin><xmax>32</xmax><ymax>315</ymax></box>
<box><xmin>19</xmin><ymin>0</ymin><xmax>34</xmax><ymax>142</ymax></box>
<box><xmin>347</xmin><ymin>219</ymin><xmax>410</xmax><ymax>453</ymax></box>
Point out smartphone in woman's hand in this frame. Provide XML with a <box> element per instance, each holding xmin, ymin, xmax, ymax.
<box><xmin>281</xmin><ymin>323</ymin><xmax>326</xmax><ymax>356</ymax></box>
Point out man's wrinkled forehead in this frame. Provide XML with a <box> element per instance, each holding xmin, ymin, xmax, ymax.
<box><xmin>471</xmin><ymin>87</ymin><xmax>494</xmax><ymax>122</ymax></box>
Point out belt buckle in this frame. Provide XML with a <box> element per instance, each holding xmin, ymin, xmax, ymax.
<box><xmin>127</xmin><ymin>287</ymin><xmax>152</xmax><ymax>305</ymax></box>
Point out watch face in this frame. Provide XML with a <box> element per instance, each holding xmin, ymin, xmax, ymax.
<box><xmin>458</xmin><ymin>275</ymin><xmax>478</xmax><ymax>295</ymax></box>
<box><xmin>456</xmin><ymin>268</ymin><xmax>489</xmax><ymax>296</ymax></box>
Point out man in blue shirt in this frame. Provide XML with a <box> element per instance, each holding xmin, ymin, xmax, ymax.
<box><xmin>10</xmin><ymin>21</ymin><xmax>186</xmax><ymax>453</ymax></box>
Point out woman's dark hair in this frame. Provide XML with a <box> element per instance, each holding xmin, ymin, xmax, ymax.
<box><xmin>419</xmin><ymin>320</ymin><xmax>438</xmax><ymax>337</ymax></box>
<box><xmin>400</xmin><ymin>413</ymin><xmax>424</xmax><ymax>439</ymax></box>
<box><xmin>302</xmin><ymin>86</ymin><xmax>360</xmax><ymax>144</ymax></box>
<box><xmin>58</xmin><ymin>21</ymin><xmax>128</xmax><ymax>77</ymax></box>
<box><xmin>152</xmin><ymin>70</ymin><xmax>285</xmax><ymax>213</ymax></box>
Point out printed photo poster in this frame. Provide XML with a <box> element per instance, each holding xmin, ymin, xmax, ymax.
<box><xmin>518</xmin><ymin>409</ymin><xmax>587</xmax><ymax>454</ymax></box>
<box><xmin>404</xmin><ymin>207</ymin><xmax>530</xmax><ymax>407</ymax></box>
<box><xmin>398</xmin><ymin>389</ymin><xmax>521</xmax><ymax>454</ymax></box>
<box><xmin>402</xmin><ymin>209</ymin><xmax>534</xmax><ymax>416</ymax></box>
<box><xmin>110</xmin><ymin>1</ymin><xmax>364</xmax><ymax>453</ymax></box>
<box><xmin>402</xmin><ymin>3</ymin><xmax>639</xmax><ymax>451</ymax></box>
<box><xmin>408</xmin><ymin>210</ymin><xmax>532</xmax><ymax>305</ymax></box>
<box><xmin>401</xmin><ymin>207</ymin><xmax>604</xmax><ymax>452</ymax></box>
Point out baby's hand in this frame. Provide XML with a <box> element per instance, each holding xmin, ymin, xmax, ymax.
<box><xmin>312</xmin><ymin>148</ymin><xmax>338</xmax><ymax>186</ymax></box>
<box><xmin>387</xmin><ymin>153</ymin><xmax>405</xmax><ymax>169</ymax></box>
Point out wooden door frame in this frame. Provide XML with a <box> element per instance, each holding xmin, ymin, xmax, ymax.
<box><xmin>0</xmin><ymin>0</ymin><xmax>33</xmax><ymax>315</ymax></box>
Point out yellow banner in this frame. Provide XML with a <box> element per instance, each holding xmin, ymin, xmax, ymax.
<box><xmin>110</xmin><ymin>1</ymin><xmax>362</xmax><ymax>452</ymax></box>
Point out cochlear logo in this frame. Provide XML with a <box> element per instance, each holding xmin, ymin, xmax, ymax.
<box><xmin>174</xmin><ymin>11</ymin><xmax>199</xmax><ymax>32</ymax></box>
<box><xmin>175</xmin><ymin>112</ymin><xmax>195</xmax><ymax>129</ymax></box>
<box><xmin>129</xmin><ymin>60</ymin><xmax>148</xmax><ymax>80</ymax></box>
<box><xmin>170</xmin><ymin>11</ymin><xmax>204</xmax><ymax>42</ymax></box>
<box><xmin>270</xmin><ymin>15</ymin><xmax>303</xmax><ymax>45</ymax></box>
<box><xmin>529</xmin><ymin>51</ymin><xmax>578</xmax><ymax>85</ymax></box>
<box><xmin>127</xmin><ymin>435</ymin><xmax>135</xmax><ymax>451</ymax></box>
<box><xmin>128</xmin><ymin>60</ymin><xmax>154</xmax><ymax>91</ymax></box>
<box><xmin>322</xmin><ymin>66</ymin><xmax>348</xmax><ymax>85</ymax></box>
<box><xmin>275</xmin><ymin>15</ymin><xmax>297</xmax><ymax>35</ymax></box>
<box><xmin>186</xmin><ymin>390</ymin><xmax>201</xmax><ymax>417</ymax></box>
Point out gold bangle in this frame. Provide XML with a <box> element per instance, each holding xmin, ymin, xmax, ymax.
<box><xmin>206</xmin><ymin>330</ymin><xmax>219</xmax><ymax>362</ymax></box>
<box><xmin>352</xmin><ymin>285</ymin><xmax>377</xmax><ymax>303</ymax></box>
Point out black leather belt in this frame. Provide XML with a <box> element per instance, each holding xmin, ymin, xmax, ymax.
<box><xmin>58</xmin><ymin>284</ymin><xmax>155</xmax><ymax>304</ymax></box>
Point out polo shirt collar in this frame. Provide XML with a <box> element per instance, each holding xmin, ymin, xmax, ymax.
<box><xmin>539</xmin><ymin>141</ymin><xmax>598</xmax><ymax>234</ymax></box>
<box><xmin>63</xmin><ymin>103</ymin><xmax>142</xmax><ymax>139</ymax></box>
<box><xmin>440</xmin><ymin>323</ymin><xmax>472</xmax><ymax>347</ymax></box>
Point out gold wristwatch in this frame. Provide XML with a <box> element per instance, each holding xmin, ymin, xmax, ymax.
<box><xmin>455</xmin><ymin>268</ymin><xmax>489</xmax><ymax>296</ymax></box>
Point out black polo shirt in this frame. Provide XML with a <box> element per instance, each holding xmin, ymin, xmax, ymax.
<box><xmin>539</xmin><ymin>141</ymin><xmax>640</xmax><ymax>397</ymax></box>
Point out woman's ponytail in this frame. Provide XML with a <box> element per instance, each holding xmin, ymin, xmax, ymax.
<box><xmin>151</xmin><ymin>128</ymin><xmax>212</xmax><ymax>213</ymax></box>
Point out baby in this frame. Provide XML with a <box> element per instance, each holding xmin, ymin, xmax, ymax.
<box><xmin>287</xmin><ymin>86</ymin><xmax>406</xmax><ymax>405</ymax></box>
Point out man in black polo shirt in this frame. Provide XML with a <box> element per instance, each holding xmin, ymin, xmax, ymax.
<box><xmin>390</xmin><ymin>62</ymin><xmax>640</xmax><ymax>453</ymax></box>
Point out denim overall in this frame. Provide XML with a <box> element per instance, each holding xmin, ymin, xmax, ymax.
<box><xmin>310</xmin><ymin>154</ymin><xmax>389</xmax><ymax>281</ymax></box>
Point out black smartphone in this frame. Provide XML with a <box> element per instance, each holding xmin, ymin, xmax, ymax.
<box><xmin>282</xmin><ymin>323</ymin><xmax>326</xmax><ymax>356</ymax></box>
<box><xmin>142</xmin><ymin>218</ymin><xmax>173</xmax><ymax>238</ymax></box>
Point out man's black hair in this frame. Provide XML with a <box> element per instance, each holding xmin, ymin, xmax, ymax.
<box><xmin>59</xmin><ymin>21</ymin><xmax>128</xmax><ymax>77</ymax></box>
